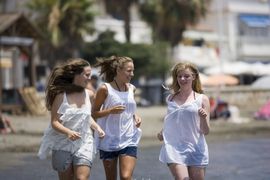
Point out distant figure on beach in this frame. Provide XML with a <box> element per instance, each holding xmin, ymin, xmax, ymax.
<box><xmin>0</xmin><ymin>111</ymin><xmax>15</xmax><ymax>134</ymax></box>
<box><xmin>209</xmin><ymin>96</ymin><xmax>231</xmax><ymax>120</ymax></box>
<box><xmin>92</xmin><ymin>56</ymin><xmax>142</xmax><ymax>180</ymax></box>
<box><xmin>157</xmin><ymin>62</ymin><xmax>210</xmax><ymax>180</ymax></box>
<box><xmin>38</xmin><ymin>58</ymin><xmax>105</xmax><ymax>180</ymax></box>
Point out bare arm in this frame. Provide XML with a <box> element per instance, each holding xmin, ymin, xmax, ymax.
<box><xmin>90</xmin><ymin>117</ymin><xmax>105</xmax><ymax>138</ymax></box>
<box><xmin>198</xmin><ymin>94</ymin><xmax>210</xmax><ymax>135</ymax></box>
<box><xmin>85</xmin><ymin>90</ymin><xmax>105</xmax><ymax>138</ymax></box>
<box><xmin>51</xmin><ymin>94</ymin><xmax>81</xmax><ymax>140</ymax></box>
<box><xmin>157</xmin><ymin>129</ymin><xmax>163</xmax><ymax>141</ymax></box>
<box><xmin>132</xmin><ymin>85</ymin><xmax>142</xmax><ymax>127</ymax></box>
<box><xmin>92</xmin><ymin>84</ymin><xmax>125</xmax><ymax>119</ymax></box>
<box><xmin>133</xmin><ymin>114</ymin><xmax>142</xmax><ymax>128</ymax></box>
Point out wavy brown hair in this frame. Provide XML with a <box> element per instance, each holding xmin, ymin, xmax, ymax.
<box><xmin>45</xmin><ymin>58</ymin><xmax>90</xmax><ymax>111</ymax></box>
<box><xmin>94</xmin><ymin>56</ymin><xmax>133</xmax><ymax>82</ymax></box>
<box><xmin>169</xmin><ymin>62</ymin><xmax>203</xmax><ymax>94</ymax></box>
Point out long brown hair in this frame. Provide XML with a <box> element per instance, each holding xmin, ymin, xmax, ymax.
<box><xmin>94</xmin><ymin>56</ymin><xmax>133</xmax><ymax>82</ymax></box>
<box><xmin>45</xmin><ymin>58</ymin><xmax>90</xmax><ymax>111</ymax></box>
<box><xmin>169</xmin><ymin>62</ymin><xmax>203</xmax><ymax>94</ymax></box>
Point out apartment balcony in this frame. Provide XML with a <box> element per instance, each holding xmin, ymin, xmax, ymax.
<box><xmin>237</xmin><ymin>36</ymin><xmax>270</xmax><ymax>61</ymax></box>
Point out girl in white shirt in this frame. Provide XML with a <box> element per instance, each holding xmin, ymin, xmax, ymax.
<box><xmin>158</xmin><ymin>62</ymin><xmax>210</xmax><ymax>180</ymax></box>
<box><xmin>92</xmin><ymin>56</ymin><xmax>142</xmax><ymax>180</ymax></box>
<box><xmin>38</xmin><ymin>58</ymin><xmax>105</xmax><ymax>180</ymax></box>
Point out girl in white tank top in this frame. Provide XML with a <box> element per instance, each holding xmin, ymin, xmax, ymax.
<box><xmin>92</xmin><ymin>56</ymin><xmax>142</xmax><ymax>180</ymax></box>
<box><xmin>158</xmin><ymin>62</ymin><xmax>210</xmax><ymax>180</ymax></box>
<box><xmin>96</xmin><ymin>83</ymin><xmax>141</xmax><ymax>151</ymax></box>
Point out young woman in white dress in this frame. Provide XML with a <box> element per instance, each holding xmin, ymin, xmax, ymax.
<box><xmin>38</xmin><ymin>58</ymin><xmax>105</xmax><ymax>180</ymax></box>
<box><xmin>158</xmin><ymin>62</ymin><xmax>210</xmax><ymax>180</ymax></box>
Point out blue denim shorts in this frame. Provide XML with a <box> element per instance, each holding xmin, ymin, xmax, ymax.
<box><xmin>99</xmin><ymin>146</ymin><xmax>137</xmax><ymax>160</ymax></box>
<box><xmin>52</xmin><ymin>150</ymin><xmax>92</xmax><ymax>172</ymax></box>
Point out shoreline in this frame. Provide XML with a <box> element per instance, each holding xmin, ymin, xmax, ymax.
<box><xmin>1</xmin><ymin>106</ymin><xmax>270</xmax><ymax>152</ymax></box>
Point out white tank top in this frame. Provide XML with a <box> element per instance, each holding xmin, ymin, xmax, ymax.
<box><xmin>96</xmin><ymin>83</ymin><xmax>142</xmax><ymax>151</ymax></box>
<box><xmin>159</xmin><ymin>94</ymin><xmax>209</xmax><ymax>166</ymax></box>
<box><xmin>38</xmin><ymin>90</ymin><xmax>95</xmax><ymax>160</ymax></box>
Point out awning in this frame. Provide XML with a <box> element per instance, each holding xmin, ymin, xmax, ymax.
<box><xmin>204</xmin><ymin>61</ymin><xmax>270</xmax><ymax>76</ymax></box>
<box><xmin>239</xmin><ymin>14</ymin><xmax>270</xmax><ymax>28</ymax></box>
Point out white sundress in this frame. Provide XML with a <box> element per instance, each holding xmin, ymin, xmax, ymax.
<box><xmin>159</xmin><ymin>94</ymin><xmax>209</xmax><ymax>166</ymax></box>
<box><xmin>38</xmin><ymin>90</ymin><xmax>95</xmax><ymax>162</ymax></box>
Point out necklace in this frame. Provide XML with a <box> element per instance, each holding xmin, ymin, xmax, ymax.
<box><xmin>114</xmin><ymin>80</ymin><xmax>126</xmax><ymax>92</ymax></box>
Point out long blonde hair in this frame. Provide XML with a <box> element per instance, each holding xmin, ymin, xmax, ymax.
<box><xmin>169</xmin><ymin>62</ymin><xmax>203</xmax><ymax>94</ymax></box>
<box><xmin>94</xmin><ymin>56</ymin><xmax>133</xmax><ymax>82</ymax></box>
<box><xmin>45</xmin><ymin>58</ymin><xmax>90</xmax><ymax>111</ymax></box>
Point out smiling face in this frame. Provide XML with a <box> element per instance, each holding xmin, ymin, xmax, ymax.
<box><xmin>73</xmin><ymin>66</ymin><xmax>92</xmax><ymax>88</ymax></box>
<box><xmin>177</xmin><ymin>68</ymin><xmax>195</xmax><ymax>87</ymax></box>
<box><xmin>117</xmin><ymin>61</ymin><xmax>134</xmax><ymax>83</ymax></box>
<box><xmin>170</xmin><ymin>62</ymin><xmax>203</xmax><ymax>94</ymax></box>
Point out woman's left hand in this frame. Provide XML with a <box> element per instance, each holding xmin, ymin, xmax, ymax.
<box><xmin>133</xmin><ymin>115</ymin><xmax>142</xmax><ymax>127</ymax></box>
<box><xmin>97</xmin><ymin>127</ymin><xmax>105</xmax><ymax>139</ymax></box>
<box><xmin>198</xmin><ymin>107</ymin><xmax>207</xmax><ymax>119</ymax></box>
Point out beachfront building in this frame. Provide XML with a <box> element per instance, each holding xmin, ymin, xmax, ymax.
<box><xmin>180</xmin><ymin>0</ymin><xmax>270</xmax><ymax>70</ymax></box>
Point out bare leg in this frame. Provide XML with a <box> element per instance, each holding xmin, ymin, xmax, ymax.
<box><xmin>119</xmin><ymin>155</ymin><xmax>136</xmax><ymax>180</ymax></box>
<box><xmin>103</xmin><ymin>158</ymin><xmax>118</xmax><ymax>180</ymax></box>
<box><xmin>74</xmin><ymin>165</ymin><xmax>90</xmax><ymax>180</ymax></box>
<box><xmin>168</xmin><ymin>163</ymin><xmax>189</xmax><ymax>180</ymax></box>
<box><xmin>188</xmin><ymin>166</ymin><xmax>205</xmax><ymax>180</ymax></box>
<box><xmin>58</xmin><ymin>164</ymin><xmax>74</xmax><ymax>180</ymax></box>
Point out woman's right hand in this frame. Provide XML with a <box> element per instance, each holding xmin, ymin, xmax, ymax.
<box><xmin>109</xmin><ymin>105</ymin><xmax>126</xmax><ymax>114</ymax></box>
<box><xmin>157</xmin><ymin>130</ymin><xmax>163</xmax><ymax>141</ymax></box>
<box><xmin>67</xmin><ymin>130</ymin><xmax>81</xmax><ymax>141</ymax></box>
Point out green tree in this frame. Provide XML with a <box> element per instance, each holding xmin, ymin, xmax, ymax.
<box><xmin>82</xmin><ymin>30</ymin><xmax>169</xmax><ymax>79</ymax></box>
<box><xmin>82</xmin><ymin>30</ymin><xmax>122</xmax><ymax>64</ymax></box>
<box><xmin>26</xmin><ymin>0</ymin><xmax>96</xmax><ymax>65</ymax></box>
<box><xmin>139</xmin><ymin>0</ymin><xmax>210</xmax><ymax>47</ymax></box>
<box><xmin>147</xmin><ymin>42</ymin><xmax>171</xmax><ymax>78</ymax></box>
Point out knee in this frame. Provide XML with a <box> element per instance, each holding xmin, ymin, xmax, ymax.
<box><xmin>174</xmin><ymin>176</ymin><xmax>190</xmax><ymax>180</ymax></box>
<box><xmin>120</xmin><ymin>173</ymin><xmax>132</xmax><ymax>180</ymax></box>
<box><xmin>75</xmin><ymin>174</ymin><xmax>89</xmax><ymax>180</ymax></box>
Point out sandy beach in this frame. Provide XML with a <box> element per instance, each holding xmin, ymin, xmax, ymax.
<box><xmin>1</xmin><ymin>105</ymin><xmax>270</xmax><ymax>152</ymax></box>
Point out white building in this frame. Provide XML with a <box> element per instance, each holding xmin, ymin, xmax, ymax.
<box><xmin>183</xmin><ymin>0</ymin><xmax>270</xmax><ymax>65</ymax></box>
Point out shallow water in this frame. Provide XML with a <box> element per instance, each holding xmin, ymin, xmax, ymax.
<box><xmin>0</xmin><ymin>138</ymin><xmax>270</xmax><ymax>180</ymax></box>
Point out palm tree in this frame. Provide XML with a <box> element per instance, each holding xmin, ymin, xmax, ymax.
<box><xmin>103</xmin><ymin>0</ymin><xmax>138</xmax><ymax>43</ymax></box>
<box><xmin>26</xmin><ymin>0</ymin><xmax>95</xmax><ymax>63</ymax></box>
<box><xmin>139</xmin><ymin>0</ymin><xmax>210</xmax><ymax>47</ymax></box>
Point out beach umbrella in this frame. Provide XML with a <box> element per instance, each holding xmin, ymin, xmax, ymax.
<box><xmin>203</xmin><ymin>74</ymin><xmax>239</xmax><ymax>86</ymax></box>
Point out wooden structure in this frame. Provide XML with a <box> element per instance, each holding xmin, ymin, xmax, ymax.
<box><xmin>18</xmin><ymin>87</ymin><xmax>47</xmax><ymax>115</ymax></box>
<box><xmin>0</xmin><ymin>13</ymin><xmax>43</xmax><ymax>114</ymax></box>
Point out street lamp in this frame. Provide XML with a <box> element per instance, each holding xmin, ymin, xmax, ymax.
<box><xmin>217</xmin><ymin>0</ymin><xmax>224</xmax><ymax>74</ymax></box>
<box><xmin>0</xmin><ymin>47</ymin><xmax>2</xmax><ymax>111</ymax></box>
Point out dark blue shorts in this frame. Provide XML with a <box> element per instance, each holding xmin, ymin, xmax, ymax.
<box><xmin>99</xmin><ymin>146</ymin><xmax>137</xmax><ymax>160</ymax></box>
